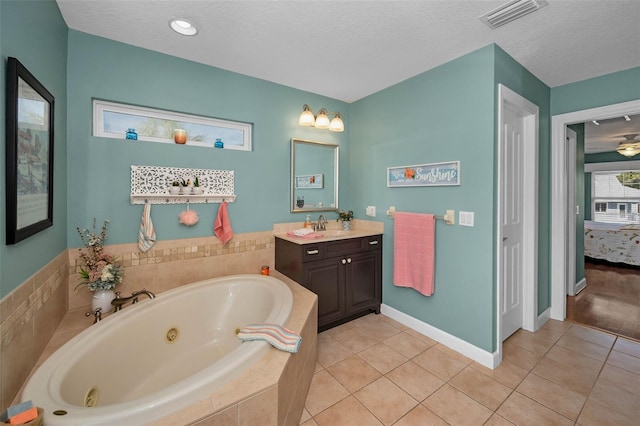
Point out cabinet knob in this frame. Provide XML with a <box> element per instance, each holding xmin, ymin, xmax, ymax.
<box><xmin>369</xmin><ymin>240</ymin><xmax>379</xmax><ymax>245</ymax></box>
<box><xmin>341</xmin><ymin>259</ymin><xmax>347</xmax><ymax>265</ymax></box>
<box><xmin>306</xmin><ymin>249</ymin><xmax>319</xmax><ymax>255</ymax></box>
<box><xmin>347</xmin><ymin>258</ymin><xmax>352</xmax><ymax>264</ymax></box>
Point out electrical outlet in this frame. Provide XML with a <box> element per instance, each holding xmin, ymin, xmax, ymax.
<box><xmin>366</xmin><ymin>206</ymin><xmax>376</xmax><ymax>217</ymax></box>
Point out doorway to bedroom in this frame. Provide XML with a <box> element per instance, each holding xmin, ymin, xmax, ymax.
<box><xmin>565</xmin><ymin>113</ymin><xmax>640</xmax><ymax>341</ymax></box>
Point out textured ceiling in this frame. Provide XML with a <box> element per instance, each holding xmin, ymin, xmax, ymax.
<box><xmin>56</xmin><ymin>0</ymin><xmax>640</xmax><ymax>152</ymax></box>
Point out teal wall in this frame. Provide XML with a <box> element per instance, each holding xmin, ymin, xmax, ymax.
<box><xmin>551</xmin><ymin>67</ymin><xmax>640</xmax><ymax>115</ymax></box>
<box><xmin>568</xmin><ymin>124</ymin><xmax>585</xmax><ymax>283</ymax></box>
<box><xmin>66</xmin><ymin>30</ymin><xmax>349</xmax><ymax>246</ymax></box>
<box><xmin>350</xmin><ymin>46</ymin><xmax>497</xmax><ymax>352</ymax></box>
<box><xmin>494</xmin><ymin>45</ymin><xmax>551</xmax><ymax>316</ymax></box>
<box><xmin>586</xmin><ymin>151</ymin><xmax>640</xmax><ymax>162</ymax></box>
<box><xmin>0</xmin><ymin>0</ymin><xmax>68</xmax><ymax>298</ymax></box>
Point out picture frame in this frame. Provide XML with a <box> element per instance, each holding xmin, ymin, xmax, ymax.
<box><xmin>6</xmin><ymin>57</ymin><xmax>55</xmax><ymax>244</ymax></box>
<box><xmin>295</xmin><ymin>174</ymin><xmax>323</xmax><ymax>189</ymax></box>
<box><xmin>387</xmin><ymin>161</ymin><xmax>460</xmax><ymax>187</ymax></box>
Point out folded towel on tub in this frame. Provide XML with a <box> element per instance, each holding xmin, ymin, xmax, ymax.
<box><xmin>237</xmin><ymin>324</ymin><xmax>302</xmax><ymax>353</ymax></box>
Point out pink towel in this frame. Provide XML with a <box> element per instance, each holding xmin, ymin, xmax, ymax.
<box><xmin>393</xmin><ymin>212</ymin><xmax>436</xmax><ymax>296</ymax></box>
<box><xmin>214</xmin><ymin>201</ymin><xmax>233</xmax><ymax>245</ymax></box>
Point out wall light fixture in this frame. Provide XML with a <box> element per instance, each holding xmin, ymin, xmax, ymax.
<box><xmin>299</xmin><ymin>104</ymin><xmax>344</xmax><ymax>132</ymax></box>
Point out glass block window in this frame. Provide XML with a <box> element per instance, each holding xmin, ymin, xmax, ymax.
<box><xmin>93</xmin><ymin>100</ymin><xmax>252</xmax><ymax>151</ymax></box>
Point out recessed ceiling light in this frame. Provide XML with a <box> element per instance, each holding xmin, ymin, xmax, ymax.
<box><xmin>170</xmin><ymin>19</ymin><xmax>197</xmax><ymax>36</ymax></box>
<box><xmin>624</xmin><ymin>115</ymin><xmax>631</xmax><ymax>121</ymax></box>
<box><xmin>592</xmin><ymin>120</ymin><xmax>599</xmax><ymax>125</ymax></box>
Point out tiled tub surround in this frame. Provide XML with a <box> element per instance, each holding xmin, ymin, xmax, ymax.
<box><xmin>0</xmin><ymin>252</ymin><xmax>68</xmax><ymax>411</ymax></box>
<box><xmin>28</xmin><ymin>271</ymin><xmax>318</xmax><ymax>425</ymax></box>
<box><xmin>3</xmin><ymin>221</ymin><xmax>381</xmax><ymax>418</ymax></box>
<box><xmin>1</xmin><ymin>228</ymin><xmax>312</xmax><ymax>417</ymax></box>
<box><xmin>68</xmin><ymin>231</ymin><xmax>276</xmax><ymax>310</ymax></box>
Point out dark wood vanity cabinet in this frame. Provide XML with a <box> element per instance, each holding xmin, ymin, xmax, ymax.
<box><xmin>275</xmin><ymin>235</ymin><xmax>382</xmax><ymax>331</ymax></box>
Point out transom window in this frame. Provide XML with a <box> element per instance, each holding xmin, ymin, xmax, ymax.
<box><xmin>93</xmin><ymin>100</ymin><xmax>252</xmax><ymax>151</ymax></box>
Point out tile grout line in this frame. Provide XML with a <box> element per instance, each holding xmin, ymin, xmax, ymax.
<box><xmin>305</xmin><ymin>317</ymin><xmax>637</xmax><ymax>425</ymax></box>
<box><xmin>572</xmin><ymin>334</ymin><xmax>621</xmax><ymax>423</ymax></box>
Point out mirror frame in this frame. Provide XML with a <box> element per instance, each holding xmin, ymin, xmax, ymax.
<box><xmin>290</xmin><ymin>138</ymin><xmax>339</xmax><ymax>213</ymax></box>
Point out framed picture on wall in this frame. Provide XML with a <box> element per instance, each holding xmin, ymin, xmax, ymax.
<box><xmin>295</xmin><ymin>174</ymin><xmax>323</xmax><ymax>189</ymax></box>
<box><xmin>387</xmin><ymin>161</ymin><xmax>460</xmax><ymax>187</ymax></box>
<box><xmin>6</xmin><ymin>57</ymin><xmax>55</xmax><ymax>244</ymax></box>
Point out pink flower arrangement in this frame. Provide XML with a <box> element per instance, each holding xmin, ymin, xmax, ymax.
<box><xmin>75</xmin><ymin>219</ymin><xmax>123</xmax><ymax>292</ymax></box>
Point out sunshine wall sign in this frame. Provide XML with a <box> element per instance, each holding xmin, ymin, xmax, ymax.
<box><xmin>387</xmin><ymin>161</ymin><xmax>460</xmax><ymax>187</ymax></box>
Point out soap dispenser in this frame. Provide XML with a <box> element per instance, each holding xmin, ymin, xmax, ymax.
<box><xmin>304</xmin><ymin>214</ymin><xmax>311</xmax><ymax>228</ymax></box>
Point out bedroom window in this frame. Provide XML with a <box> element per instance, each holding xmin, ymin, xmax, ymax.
<box><xmin>592</xmin><ymin>171</ymin><xmax>640</xmax><ymax>224</ymax></box>
<box><xmin>92</xmin><ymin>100</ymin><xmax>252</xmax><ymax>151</ymax></box>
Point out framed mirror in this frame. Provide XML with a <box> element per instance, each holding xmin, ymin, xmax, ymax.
<box><xmin>291</xmin><ymin>138</ymin><xmax>339</xmax><ymax>213</ymax></box>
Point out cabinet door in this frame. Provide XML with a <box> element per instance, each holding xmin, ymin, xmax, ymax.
<box><xmin>303</xmin><ymin>259</ymin><xmax>345</xmax><ymax>328</ymax></box>
<box><xmin>345</xmin><ymin>251</ymin><xmax>381</xmax><ymax>315</ymax></box>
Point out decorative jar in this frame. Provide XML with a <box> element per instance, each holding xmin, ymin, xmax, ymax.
<box><xmin>342</xmin><ymin>221</ymin><xmax>351</xmax><ymax>231</ymax></box>
<box><xmin>126</xmin><ymin>128</ymin><xmax>138</xmax><ymax>140</ymax></box>
<box><xmin>92</xmin><ymin>289</ymin><xmax>115</xmax><ymax>313</ymax></box>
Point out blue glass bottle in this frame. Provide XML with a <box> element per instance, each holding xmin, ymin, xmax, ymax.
<box><xmin>214</xmin><ymin>138</ymin><xmax>224</xmax><ymax>148</ymax></box>
<box><xmin>126</xmin><ymin>128</ymin><xmax>138</xmax><ymax>140</ymax></box>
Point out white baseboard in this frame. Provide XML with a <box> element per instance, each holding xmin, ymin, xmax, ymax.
<box><xmin>381</xmin><ymin>304</ymin><xmax>500</xmax><ymax>369</ymax></box>
<box><xmin>575</xmin><ymin>278</ymin><xmax>587</xmax><ymax>295</ymax></box>
<box><xmin>537</xmin><ymin>308</ymin><xmax>551</xmax><ymax>329</ymax></box>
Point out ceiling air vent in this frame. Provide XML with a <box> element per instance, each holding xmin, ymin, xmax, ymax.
<box><xmin>479</xmin><ymin>0</ymin><xmax>549</xmax><ymax>29</ymax></box>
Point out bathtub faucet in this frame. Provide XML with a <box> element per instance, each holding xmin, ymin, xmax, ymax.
<box><xmin>111</xmin><ymin>288</ymin><xmax>156</xmax><ymax>311</ymax></box>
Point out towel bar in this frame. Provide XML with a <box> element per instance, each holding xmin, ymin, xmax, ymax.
<box><xmin>386</xmin><ymin>207</ymin><xmax>455</xmax><ymax>225</ymax></box>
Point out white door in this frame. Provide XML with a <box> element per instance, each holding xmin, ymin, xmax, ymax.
<box><xmin>501</xmin><ymin>105</ymin><xmax>525</xmax><ymax>340</ymax></box>
<box><xmin>566</xmin><ymin>127</ymin><xmax>578</xmax><ymax>296</ymax></box>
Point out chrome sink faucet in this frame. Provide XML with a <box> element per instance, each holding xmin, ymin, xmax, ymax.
<box><xmin>317</xmin><ymin>214</ymin><xmax>328</xmax><ymax>231</ymax></box>
<box><xmin>111</xmin><ymin>288</ymin><xmax>156</xmax><ymax>311</ymax></box>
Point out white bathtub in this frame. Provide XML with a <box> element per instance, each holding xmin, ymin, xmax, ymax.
<box><xmin>22</xmin><ymin>274</ymin><xmax>293</xmax><ymax>425</ymax></box>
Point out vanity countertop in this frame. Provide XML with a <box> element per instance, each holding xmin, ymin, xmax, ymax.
<box><xmin>273</xmin><ymin>219</ymin><xmax>384</xmax><ymax>245</ymax></box>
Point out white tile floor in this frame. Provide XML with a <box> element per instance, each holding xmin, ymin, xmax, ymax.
<box><xmin>301</xmin><ymin>313</ymin><xmax>640</xmax><ymax>425</ymax></box>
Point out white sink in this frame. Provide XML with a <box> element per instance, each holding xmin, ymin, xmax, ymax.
<box><xmin>318</xmin><ymin>230</ymin><xmax>351</xmax><ymax>238</ymax></box>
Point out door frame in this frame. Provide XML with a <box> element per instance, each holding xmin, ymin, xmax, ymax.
<box><xmin>565</xmin><ymin>127</ymin><xmax>578</xmax><ymax>296</ymax></box>
<box><xmin>550</xmin><ymin>99</ymin><xmax>640</xmax><ymax>320</ymax></box>
<box><xmin>496</xmin><ymin>84</ymin><xmax>539</xmax><ymax>354</ymax></box>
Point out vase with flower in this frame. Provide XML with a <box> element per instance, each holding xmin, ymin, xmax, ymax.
<box><xmin>336</xmin><ymin>209</ymin><xmax>354</xmax><ymax>230</ymax></box>
<box><xmin>75</xmin><ymin>219</ymin><xmax>123</xmax><ymax>313</ymax></box>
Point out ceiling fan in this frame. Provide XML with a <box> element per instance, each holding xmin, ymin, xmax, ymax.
<box><xmin>616</xmin><ymin>134</ymin><xmax>640</xmax><ymax>158</ymax></box>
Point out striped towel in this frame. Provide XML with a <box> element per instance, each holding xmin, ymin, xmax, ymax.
<box><xmin>138</xmin><ymin>203</ymin><xmax>156</xmax><ymax>252</ymax></box>
<box><xmin>237</xmin><ymin>324</ymin><xmax>302</xmax><ymax>353</ymax></box>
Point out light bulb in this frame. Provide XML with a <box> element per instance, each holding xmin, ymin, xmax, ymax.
<box><xmin>314</xmin><ymin>109</ymin><xmax>330</xmax><ymax>129</ymax></box>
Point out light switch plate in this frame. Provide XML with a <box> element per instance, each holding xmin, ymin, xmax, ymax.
<box><xmin>366</xmin><ymin>206</ymin><xmax>376</xmax><ymax>217</ymax></box>
<box><xmin>459</xmin><ymin>211</ymin><xmax>474</xmax><ymax>227</ymax></box>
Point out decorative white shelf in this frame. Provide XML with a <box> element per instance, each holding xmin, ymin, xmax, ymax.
<box><xmin>130</xmin><ymin>165</ymin><xmax>236</xmax><ymax>205</ymax></box>
<box><xmin>130</xmin><ymin>194</ymin><xmax>236</xmax><ymax>205</ymax></box>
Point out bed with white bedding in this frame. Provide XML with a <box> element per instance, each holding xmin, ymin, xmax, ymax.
<box><xmin>584</xmin><ymin>221</ymin><xmax>640</xmax><ymax>266</ymax></box>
